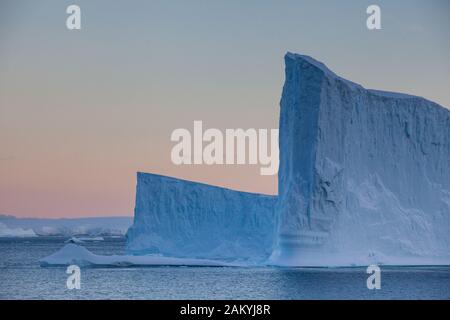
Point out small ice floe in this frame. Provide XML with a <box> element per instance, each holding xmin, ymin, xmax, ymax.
<box><xmin>39</xmin><ymin>244</ymin><xmax>241</xmax><ymax>267</ymax></box>
<box><xmin>65</xmin><ymin>236</ymin><xmax>104</xmax><ymax>244</ymax></box>
<box><xmin>77</xmin><ymin>236</ymin><xmax>104</xmax><ymax>241</ymax></box>
<box><xmin>64</xmin><ymin>237</ymin><xmax>85</xmax><ymax>244</ymax></box>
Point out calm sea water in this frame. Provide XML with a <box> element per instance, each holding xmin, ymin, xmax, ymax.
<box><xmin>0</xmin><ymin>237</ymin><xmax>449</xmax><ymax>300</ymax></box>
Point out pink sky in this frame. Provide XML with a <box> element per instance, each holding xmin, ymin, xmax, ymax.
<box><xmin>1</xmin><ymin>1</ymin><xmax>448</xmax><ymax>217</ymax></box>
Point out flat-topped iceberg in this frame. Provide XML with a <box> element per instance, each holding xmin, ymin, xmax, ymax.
<box><xmin>271</xmin><ymin>53</ymin><xmax>450</xmax><ymax>266</ymax></box>
<box><xmin>126</xmin><ymin>173</ymin><xmax>276</xmax><ymax>262</ymax></box>
<box><xmin>42</xmin><ymin>53</ymin><xmax>450</xmax><ymax>267</ymax></box>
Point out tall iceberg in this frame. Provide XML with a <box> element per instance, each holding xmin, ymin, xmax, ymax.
<box><xmin>126</xmin><ymin>53</ymin><xmax>450</xmax><ymax>266</ymax></box>
<box><xmin>271</xmin><ymin>53</ymin><xmax>450</xmax><ymax>266</ymax></box>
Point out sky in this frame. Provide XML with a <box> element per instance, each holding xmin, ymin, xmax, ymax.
<box><xmin>0</xmin><ymin>0</ymin><xmax>449</xmax><ymax>218</ymax></box>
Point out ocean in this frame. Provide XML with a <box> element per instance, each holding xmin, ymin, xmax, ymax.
<box><xmin>0</xmin><ymin>237</ymin><xmax>449</xmax><ymax>300</ymax></box>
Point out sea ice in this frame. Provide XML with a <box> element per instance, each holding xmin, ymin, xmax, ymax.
<box><xmin>40</xmin><ymin>244</ymin><xmax>240</xmax><ymax>267</ymax></box>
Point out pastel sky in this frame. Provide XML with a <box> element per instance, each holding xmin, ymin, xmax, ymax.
<box><xmin>1</xmin><ymin>0</ymin><xmax>449</xmax><ymax>218</ymax></box>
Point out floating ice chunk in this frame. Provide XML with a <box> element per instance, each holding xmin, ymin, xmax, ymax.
<box><xmin>40</xmin><ymin>244</ymin><xmax>240</xmax><ymax>267</ymax></box>
<box><xmin>77</xmin><ymin>236</ymin><xmax>104</xmax><ymax>241</ymax></box>
<box><xmin>65</xmin><ymin>237</ymin><xmax>85</xmax><ymax>244</ymax></box>
<box><xmin>0</xmin><ymin>222</ymin><xmax>37</xmax><ymax>238</ymax></box>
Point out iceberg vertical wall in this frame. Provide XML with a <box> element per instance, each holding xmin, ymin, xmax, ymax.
<box><xmin>126</xmin><ymin>173</ymin><xmax>276</xmax><ymax>262</ymax></box>
<box><xmin>126</xmin><ymin>53</ymin><xmax>450</xmax><ymax>266</ymax></box>
<box><xmin>271</xmin><ymin>53</ymin><xmax>450</xmax><ymax>266</ymax></box>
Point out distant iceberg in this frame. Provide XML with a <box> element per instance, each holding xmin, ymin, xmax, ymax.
<box><xmin>65</xmin><ymin>237</ymin><xmax>85</xmax><ymax>244</ymax></box>
<box><xmin>64</xmin><ymin>236</ymin><xmax>103</xmax><ymax>244</ymax></box>
<box><xmin>0</xmin><ymin>216</ymin><xmax>132</xmax><ymax>237</ymax></box>
<box><xmin>0</xmin><ymin>222</ymin><xmax>36</xmax><ymax>238</ymax></box>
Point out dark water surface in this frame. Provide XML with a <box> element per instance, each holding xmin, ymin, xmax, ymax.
<box><xmin>0</xmin><ymin>237</ymin><xmax>449</xmax><ymax>299</ymax></box>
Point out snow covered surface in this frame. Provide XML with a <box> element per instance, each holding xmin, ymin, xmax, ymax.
<box><xmin>40</xmin><ymin>244</ymin><xmax>239</xmax><ymax>267</ymax></box>
<box><xmin>271</xmin><ymin>53</ymin><xmax>450</xmax><ymax>266</ymax></box>
<box><xmin>0</xmin><ymin>216</ymin><xmax>132</xmax><ymax>237</ymax></box>
<box><xmin>126</xmin><ymin>173</ymin><xmax>276</xmax><ymax>262</ymax></box>
<box><xmin>0</xmin><ymin>222</ymin><xmax>36</xmax><ymax>238</ymax></box>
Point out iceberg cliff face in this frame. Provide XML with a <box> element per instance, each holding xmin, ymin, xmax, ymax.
<box><xmin>126</xmin><ymin>173</ymin><xmax>276</xmax><ymax>262</ymax></box>
<box><xmin>126</xmin><ymin>53</ymin><xmax>449</xmax><ymax>266</ymax></box>
<box><xmin>271</xmin><ymin>53</ymin><xmax>450</xmax><ymax>266</ymax></box>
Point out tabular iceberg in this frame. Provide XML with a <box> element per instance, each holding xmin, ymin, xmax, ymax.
<box><xmin>125</xmin><ymin>53</ymin><xmax>449</xmax><ymax>266</ymax></box>
<box><xmin>126</xmin><ymin>173</ymin><xmax>276</xmax><ymax>262</ymax></box>
<box><xmin>271</xmin><ymin>53</ymin><xmax>450</xmax><ymax>266</ymax></box>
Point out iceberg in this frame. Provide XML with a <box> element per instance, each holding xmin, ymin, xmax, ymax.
<box><xmin>126</xmin><ymin>173</ymin><xmax>276</xmax><ymax>262</ymax></box>
<box><xmin>0</xmin><ymin>216</ymin><xmax>132</xmax><ymax>237</ymax></box>
<box><xmin>43</xmin><ymin>53</ymin><xmax>450</xmax><ymax>267</ymax></box>
<box><xmin>126</xmin><ymin>53</ymin><xmax>449</xmax><ymax>266</ymax></box>
<box><xmin>0</xmin><ymin>222</ymin><xmax>37</xmax><ymax>238</ymax></box>
<box><xmin>271</xmin><ymin>53</ymin><xmax>450</xmax><ymax>266</ymax></box>
<box><xmin>40</xmin><ymin>244</ymin><xmax>239</xmax><ymax>267</ymax></box>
